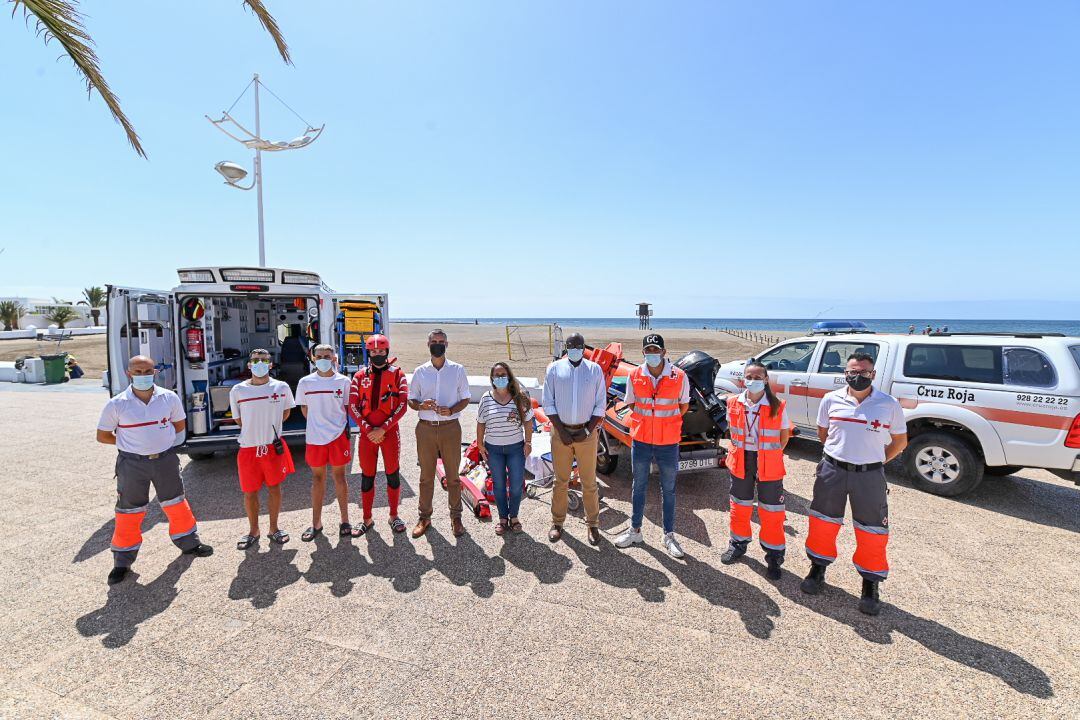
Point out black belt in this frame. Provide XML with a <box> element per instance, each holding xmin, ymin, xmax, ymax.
<box><xmin>119</xmin><ymin>449</ymin><xmax>174</xmax><ymax>461</ymax></box>
<box><xmin>824</xmin><ymin>454</ymin><xmax>882</xmax><ymax>473</ymax></box>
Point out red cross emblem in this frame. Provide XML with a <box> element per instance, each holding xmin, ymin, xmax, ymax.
<box><xmin>360</xmin><ymin>377</ymin><xmax>372</xmax><ymax>389</ymax></box>
<box><xmin>270</xmin><ymin>393</ymin><xmax>281</xmax><ymax>400</ymax></box>
<box><xmin>160</xmin><ymin>417</ymin><xmax>169</xmax><ymax>427</ymax></box>
<box><xmin>335</xmin><ymin>389</ymin><xmax>343</xmax><ymax>397</ymax></box>
<box><xmin>870</xmin><ymin>419</ymin><xmax>882</xmax><ymax>429</ymax></box>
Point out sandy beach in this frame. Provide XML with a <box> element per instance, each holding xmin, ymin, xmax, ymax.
<box><xmin>0</xmin><ymin>324</ymin><xmax>800</xmax><ymax>379</ymax></box>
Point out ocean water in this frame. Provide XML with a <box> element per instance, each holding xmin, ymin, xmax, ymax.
<box><xmin>400</xmin><ymin>317</ymin><xmax>1080</xmax><ymax>337</ymax></box>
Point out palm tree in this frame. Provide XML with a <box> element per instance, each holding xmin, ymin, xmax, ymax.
<box><xmin>79</xmin><ymin>285</ymin><xmax>106</xmax><ymax>325</ymax></box>
<box><xmin>0</xmin><ymin>300</ymin><xmax>27</xmax><ymax>331</ymax></box>
<box><xmin>11</xmin><ymin>1</ymin><xmax>291</xmax><ymax>158</ymax></box>
<box><xmin>44</xmin><ymin>305</ymin><xmax>79</xmax><ymax>329</ymax></box>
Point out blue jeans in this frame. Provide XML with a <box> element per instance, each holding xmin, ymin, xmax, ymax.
<box><xmin>631</xmin><ymin>441</ymin><xmax>678</xmax><ymax>533</ymax></box>
<box><xmin>485</xmin><ymin>441</ymin><xmax>525</xmax><ymax>520</ymax></box>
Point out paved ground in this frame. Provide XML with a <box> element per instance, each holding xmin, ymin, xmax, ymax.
<box><xmin>1</xmin><ymin>383</ymin><xmax>1077</xmax><ymax>719</ymax></box>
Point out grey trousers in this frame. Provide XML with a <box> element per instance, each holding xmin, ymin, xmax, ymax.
<box><xmin>113</xmin><ymin>449</ymin><xmax>201</xmax><ymax>568</ymax></box>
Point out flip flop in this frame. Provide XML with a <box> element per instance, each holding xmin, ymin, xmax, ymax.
<box><xmin>237</xmin><ymin>534</ymin><xmax>259</xmax><ymax>550</ymax></box>
<box><xmin>339</xmin><ymin>523</ymin><xmax>353</xmax><ymax>537</ymax></box>
<box><xmin>388</xmin><ymin>517</ymin><xmax>406</xmax><ymax>534</ymax></box>
<box><xmin>269</xmin><ymin>530</ymin><xmax>290</xmax><ymax>545</ymax></box>
<box><xmin>351</xmin><ymin>520</ymin><xmax>375</xmax><ymax>537</ymax></box>
<box><xmin>301</xmin><ymin>527</ymin><xmax>322</xmax><ymax>542</ymax></box>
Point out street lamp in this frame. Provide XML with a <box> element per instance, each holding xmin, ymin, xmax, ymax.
<box><xmin>207</xmin><ymin>73</ymin><xmax>324</xmax><ymax>267</ymax></box>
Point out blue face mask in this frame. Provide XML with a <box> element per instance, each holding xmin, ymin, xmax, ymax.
<box><xmin>250</xmin><ymin>361</ymin><xmax>270</xmax><ymax>378</ymax></box>
<box><xmin>492</xmin><ymin>376</ymin><xmax>509</xmax><ymax>389</ymax></box>
<box><xmin>567</xmin><ymin>348</ymin><xmax>584</xmax><ymax>363</ymax></box>
<box><xmin>131</xmin><ymin>374</ymin><xmax>155</xmax><ymax>391</ymax></box>
<box><xmin>315</xmin><ymin>358</ymin><xmax>333</xmax><ymax>373</ymax></box>
<box><xmin>644</xmin><ymin>353</ymin><xmax>663</xmax><ymax>368</ymax></box>
<box><xmin>745</xmin><ymin>379</ymin><xmax>766</xmax><ymax>394</ymax></box>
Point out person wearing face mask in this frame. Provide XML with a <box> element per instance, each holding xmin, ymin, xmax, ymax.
<box><xmin>614</xmin><ymin>334</ymin><xmax>690</xmax><ymax>557</ymax></box>
<box><xmin>720</xmin><ymin>360</ymin><xmax>791</xmax><ymax>579</ymax></box>
<box><xmin>408</xmin><ymin>329</ymin><xmax>472</xmax><ymax>538</ymax></box>
<box><xmin>296</xmin><ymin>344</ymin><xmax>354</xmax><ymax>541</ymax></box>
<box><xmin>541</xmin><ymin>332</ymin><xmax>608</xmax><ymax>544</ymax></box>
<box><xmin>801</xmin><ymin>352</ymin><xmax>907</xmax><ymax>615</ymax></box>
<box><xmin>96</xmin><ymin>355</ymin><xmax>213</xmax><ymax>585</ymax></box>
<box><xmin>230</xmin><ymin>348</ymin><xmax>297</xmax><ymax>550</ymax></box>
<box><xmin>349</xmin><ymin>334</ymin><xmax>409</xmax><ymax>535</ymax></box>
<box><xmin>477</xmin><ymin>362</ymin><xmax>534</xmax><ymax>536</ymax></box>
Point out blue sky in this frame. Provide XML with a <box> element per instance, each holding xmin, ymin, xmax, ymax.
<box><xmin>2</xmin><ymin>1</ymin><xmax>1078</xmax><ymax>319</ymax></box>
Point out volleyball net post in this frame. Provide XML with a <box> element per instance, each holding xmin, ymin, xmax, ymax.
<box><xmin>504</xmin><ymin>323</ymin><xmax>558</xmax><ymax>361</ymax></box>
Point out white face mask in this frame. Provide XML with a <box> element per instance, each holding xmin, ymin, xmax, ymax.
<box><xmin>315</xmin><ymin>358</ymin><xmax>333</xmax><ymax>373</ymax></box>
<box><xmin>745</xmin><ymin>379</ymin><xmax>766</xmax><ymax>394</ymax></box>
<box><xmin>567</xmin><ymin>348</ymin><xmax>584</xmax><ymax>363</ymax></box>
<box><xmin>131</xmin><ymin>374</ymin><xmax>156</xmax><ymax>391</ymax></box>
<box><xmin>250</xmin><ymin>361</ymin><xmax>271</xmax><ymax>378</ymax></box>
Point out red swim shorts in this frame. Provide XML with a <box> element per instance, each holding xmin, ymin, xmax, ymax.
<box><xmin>238</xmin><ymin>443</ymin><xmax>295</xmax><ymax>493</ymax></box>
<box><xmin>305</xmin><ymin>430</ymin><xmax>352</xmax><ymax>468</ymax></box>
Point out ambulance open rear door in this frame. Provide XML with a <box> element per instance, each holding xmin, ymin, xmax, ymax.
<box><xmin>105</xmin><ymin>285</ymin><xmax>178</xmax><ymax>397</ymax></box>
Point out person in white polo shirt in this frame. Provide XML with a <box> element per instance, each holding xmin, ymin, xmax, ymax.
<box><xmin>296</xmin><ymin>344</ymin><xmax>354</xmax><ymax>542</ymax></box>
<box><xmin>96</xmin><ymin>355</ymin><xmax>213</xmax><ymax>585</ymax></box>
<box><xmin>407</xmin><ymin>329</ymin><xmax>472</xmax><ymax>539</ymax></box>
<box><xmin>229</xmin><ymin>348</ymin><xmax>297</xmax><ymax>550</ymax></box>
<box><xmin>800</xmin><ymin>352</ymin><xmax>907</xmax><ymax>615</ymax></box>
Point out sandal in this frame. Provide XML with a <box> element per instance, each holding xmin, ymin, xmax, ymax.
<box><xmin>351</xmin><ymin>520</ymin><xmax>374</xmax><ymax>537</ymax></box>
<box><xmin>495</xmin><ymin>519</ymin><xmax>508</xmax><ymax>537</ymax></box>
<box><xmin>301</xmin><ymin>527</ymin><xmax>322</xmax><ymax>543</ymax></box>
<box><xmin>237</xmin><ymin>534</ymin><xmax>259</xmax><ymax>550</ymax></box>
<box><xmin>339</xmin><ymin>523</ymin><xmax>353</xmax><ymax>538</ymax></box>
<box><xmin>389</xmin><ymin>517</ymin><xmax>406</xmax><ymax>534</ymax></box>
<box><xmin>269</xmin><ymin>530</ymin><xmax>290</xmax><ymax>545</ymax></box>
<box><xmin>509</xmin><ymin>518</ymin><xmax>523</xmax><ymax>534</ymax></box>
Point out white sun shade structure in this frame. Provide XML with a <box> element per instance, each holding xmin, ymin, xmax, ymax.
<box><xmin>207</xmin><ymin>73</ymin><xmax>325</xmax><ymax>266</ymax></box>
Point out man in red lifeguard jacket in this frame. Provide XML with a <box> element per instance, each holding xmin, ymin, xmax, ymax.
<box><xmin>348</xmin><ymin>334</ymin><xmax>409</xmax><ymax>534</ymax></box>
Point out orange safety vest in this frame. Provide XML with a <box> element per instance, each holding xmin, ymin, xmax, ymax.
<box><xmin>726</xmin><ymin>394</ymin><xmax>786</xmax><ymax>481</ymax></box>
<box><xmin>628</xmin><ymin>364</ymin><xmax>685</xmax><ymax>445</ymax></box>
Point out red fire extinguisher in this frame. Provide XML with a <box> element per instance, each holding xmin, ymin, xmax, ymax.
<box><xmin>185</xmin><ymin>325</ymin><xmax>205</xmax><ymax>362</ymax></box>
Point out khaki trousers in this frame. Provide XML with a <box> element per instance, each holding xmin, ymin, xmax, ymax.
<box><xmin>416</xmin><ymin>419</ymin><xmax>463</xmax><ymax>520</ymax></box>
<box><xmin>550</xmin><ymin>431</ymin><xmax>600</xmax><ymax>527</ymax></box>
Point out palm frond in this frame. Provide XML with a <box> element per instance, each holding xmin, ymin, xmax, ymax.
<box><xmin>242</xmin><ymin>0</ymin><xmax>292</xmax><ymax>65</ymax></box>
<box><xmin>13</xmin><ymin>0</ymin><xmax>146</xmax><ymax>157</ymax></box>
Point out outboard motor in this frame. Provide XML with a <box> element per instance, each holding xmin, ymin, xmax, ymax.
<box><xmin>674</xmin><ymin>350</ymin><xmax>728</xmax><ymax>437</ymax></box>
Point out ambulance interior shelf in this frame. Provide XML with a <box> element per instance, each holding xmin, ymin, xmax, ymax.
<box><xmin>179</xmin><ymin>293</ymin><xmax>316</xmax><ymax>436</ymax></box>
<box><xmin>336</xmin><ymin>300</ymin><xmax>383</xmax><ymax>375</ymax></box>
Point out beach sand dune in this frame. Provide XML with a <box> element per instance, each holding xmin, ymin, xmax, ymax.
<box><xmin>0</xmin><ymin>323</ymin><xmax>799</xmax><ymax>379</ymax></box>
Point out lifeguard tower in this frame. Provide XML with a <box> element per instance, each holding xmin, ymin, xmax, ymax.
<box><xmin>636</xmin><ymin>302</ymin><xmax>653</xmax><ymax>330</ymax></box>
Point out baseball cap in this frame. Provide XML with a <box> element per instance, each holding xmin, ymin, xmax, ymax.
<box><xmin>642</xmin><ymin>334</ymin><xmax>665</xmax><ymax>350</ymax></box>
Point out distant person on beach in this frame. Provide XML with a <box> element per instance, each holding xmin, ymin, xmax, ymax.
<box><xmin>615</xmin><ymin>334</ymin><xmax>690</xmax><ymax>558</ymax></box>
<box><xmin>908</xmin><ymin>325</ymin><xmax>915</xmax><ymax>335</ymax></box>
<box><xmin>942</xmin><ymin>325</ymin><xmax>949</xmax><ymax>333</ymax></box>
<box><xmin>923</xmin><ymin>325</ymin><xmax>932</xmax><ymax>335</ymax></box>
<box><xmin>408</xmin><ymin>329</ymin><xmax>471</xmax><ymax>539</ymax></box>
<box><xmin>542</xmin><ymin>332</ymin><xmax>606</xmax><ymax>545</ymax></box>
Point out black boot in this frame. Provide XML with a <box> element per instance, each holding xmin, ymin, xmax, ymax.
<box><xmin>858</xmin><ymin>578</ymin><xmax>882</xmax><ymax>615</ymax></box>
<box><xmin>183</xmin><ymin>543</ymin><xmax>214</xmax><ymax>557</ymax></box>
<box><xmin>765</xmin><ymin>555</ymin><xmax>783</xmax><ymax>581</ymax></box>
<box><xmin>799</xmin><ymin>563</ymin><xmax>826</xmax><ymax>595</ymax></box>
<box><xmin>720</xmin><ymin>541</ymin><xmax>747</xmax><ymax>565</ymax></box>
<box><xmin>107</xmin><ymin>567</ymin><xmax>130</xmax><ymax>585</ymax></box>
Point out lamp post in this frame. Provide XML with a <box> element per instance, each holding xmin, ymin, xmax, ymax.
<box><xmin>207</xmin><ymin>73</ymin><xmax>324</xmax><ymax>267</ymax></box>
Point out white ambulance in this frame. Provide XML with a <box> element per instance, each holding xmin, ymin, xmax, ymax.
<box><xmin>104</xmin><ymin>267</ymin><xmax>388</xmax><ymax>458</ymax></box>
<box><xmin>713</xmin><ymin>325</ymin><xmax>1080</xmax><ymax>496</ymax></box>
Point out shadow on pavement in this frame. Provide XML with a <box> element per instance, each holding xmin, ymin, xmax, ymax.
<box><xmin>428</xmin><ymin>527</ymin><xmax>506</xmax><ymax>598</ymax></box>
<box><xmin>75</xmin><ymin>555</ymin><xmax>192</xmax><ymax>648</ymax></box>
<box><xmin>562</xmin><ymin>531</ymin><xmax>671</xmax><ymax>602</ymax></box>
<box><xmin>752</xmin><ymin>558</ymin><xmax>1054</xmax><ymax>698</ymax></box>
<box><xmin>645</xmin><ymin>545</ymin><xmax>780</xmax><ymax>640</ymax></box>
<box><xmin>304</xmin><ymin>533</ymin><xmax>373</xmax><ymax>598</ymax></box>
<box><xmin>228</xmin><ymin>544</ymin><xmax>302</xmax><ymax>609</ymax></box>
<box><xmin>498</xmin><ymin>531</ymin><xmax>573</xmax><ymax>585</ymax></box>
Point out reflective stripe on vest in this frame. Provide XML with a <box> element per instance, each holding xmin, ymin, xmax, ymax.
<box><xmin>628</xmin><ymin>365</ymin><xmax>684</xmax><ymax>445</ymax></box>
<box><xmin>725</xmin><ymin>395</ymin><xmax>787</xmax><ymax>481</ymax></box>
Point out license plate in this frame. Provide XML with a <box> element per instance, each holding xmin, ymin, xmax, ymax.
<box><xmin>678</xmin><ymin>457</ymin><xmax>718</xmax><ymax>471</ymax></box>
